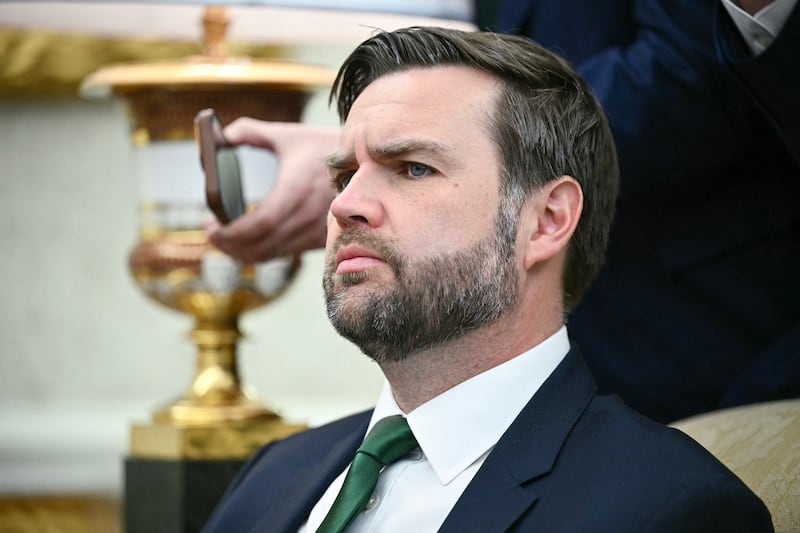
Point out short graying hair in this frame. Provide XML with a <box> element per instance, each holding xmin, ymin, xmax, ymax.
<box><xmin>330</xmin><ymin>27</ymin><xmax>619</xmax><ymax>312</ymax></box>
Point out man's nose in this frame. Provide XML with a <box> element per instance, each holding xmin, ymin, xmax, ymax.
<box><xmin>329</xmin><ymin>169</ymin><xmax>385</xmax><ymax>229</ymax></box>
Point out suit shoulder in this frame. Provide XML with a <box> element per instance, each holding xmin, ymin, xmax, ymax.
<box><xmin>577</xmin><ymin>394</ymin><xmax>737</xmax><ymax>474</ymax></box>
<box><xmin>559</xmin><ymin>394</ymin><xmax>772</xmax><ymax>530</ymax></box>
<box><xmin>203</xmin><ymin>410</ymin><xmax>372</xmax><ymax>532</ymax></box>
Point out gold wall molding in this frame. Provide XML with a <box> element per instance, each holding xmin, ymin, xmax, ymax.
<box><xmin>0</xmin><ymin>28</ymin><xmax>285</xmax><ymax>98</ymax></box>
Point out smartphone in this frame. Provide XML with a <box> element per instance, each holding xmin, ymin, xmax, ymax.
<box><xmin>194</xmin><ymin>108</ymin><xmax>245</xmax><ymax>224</ymax></box>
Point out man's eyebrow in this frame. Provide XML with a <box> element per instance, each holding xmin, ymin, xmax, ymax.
<box><xmin>325</xmin><ymin>139</ymin><xmax>452</xmax><ymax>170</ymax></box>
<box><xmin>371</xmin><ymin>139</ymin><xmax>451</xmax><ymax>160</ymax></box>
<box><xmin>325</xmin><ymin>152</ymin><xmax>355</xmax><ymax>171</ymax></box>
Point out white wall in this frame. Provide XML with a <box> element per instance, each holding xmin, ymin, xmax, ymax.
<box><xmin>0</xmin><ymin>44</ymin><xmax>386</xmax><ymax>495</ymax></box>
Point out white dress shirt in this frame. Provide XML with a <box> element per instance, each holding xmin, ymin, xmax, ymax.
<box><xmin>300</xmin><ymin>326</ymin><xmax>570</xmax><ymax>532</ymax></box>
<box><xmin>721</xmin><ymin>0</ymin><xmax>797</xmax><ymax>54</ymax></box>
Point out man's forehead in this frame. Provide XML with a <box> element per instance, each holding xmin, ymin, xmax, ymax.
<box><xmin>325</xmin><ymin>67</ymin><xmax>501</xmax><ymax>175</ymax></box>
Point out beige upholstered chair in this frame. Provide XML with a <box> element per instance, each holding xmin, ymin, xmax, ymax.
<box><xmin>671</xmin><ymin>399</ymin><xmax>800</xmax><ymax>533</ymax></box>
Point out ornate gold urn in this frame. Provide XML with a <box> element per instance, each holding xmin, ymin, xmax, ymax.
<box><xmin>82</xmin><ymin>7</ymin><xmax>334</xmax><ymax>459</ymax></box>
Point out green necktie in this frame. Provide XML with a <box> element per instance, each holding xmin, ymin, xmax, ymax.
<box><xmin>316</xmin><ymin>415</ymin><xmax>418</xmax><ymax>533</ymax></box>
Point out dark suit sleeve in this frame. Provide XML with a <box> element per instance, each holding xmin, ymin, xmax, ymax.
<box><xmin>488</xmin><ymin>0</ymin><xmax>743</xmax><ymax>196</ymax></box>
<box><xmin>714</xmin><ymin>1</ymin><xmax>800</xmax><ymax>166</ymax></box>
<box><xmin>578</xmin><ymin>0</ymin><xmax>741</xmax><ymax>196</ymax></box>
<box><xmin>642</xmin><ymin>478</ymin><xmax>774</xmax><ymax>532</ymax></box>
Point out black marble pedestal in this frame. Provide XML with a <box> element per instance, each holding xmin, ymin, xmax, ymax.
<box><xmin>124</xmin><ymin>457</ymin><xmax>246</xmax><ymax>533</ymax></box>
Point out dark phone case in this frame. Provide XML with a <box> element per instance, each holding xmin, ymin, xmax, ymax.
<box><xmin>194</xmin><ymin>109</ymin><xmax>244</xmax><ymax>224</ymax></box>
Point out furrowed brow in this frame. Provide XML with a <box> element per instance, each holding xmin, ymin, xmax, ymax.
<box><xmin>371</xmin><ymin>139</ymin><xmax>450</xmax><ymax>161</ymax></box>
<box><xmin>325</xmin><ymin>139</ymin><xmax>452</xmax><ymax>171</ymax></box>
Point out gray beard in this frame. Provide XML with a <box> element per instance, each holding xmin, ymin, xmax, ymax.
<box><xmin>322</xmin><ymin>222</ymin><xmax>519</xmax><ymax>364</ymax></box>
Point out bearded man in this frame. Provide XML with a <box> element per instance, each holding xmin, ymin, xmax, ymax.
<box><xmin>204</xmin><ymin>27</ymin><xmax>771</xmax><ymax>533</ymax></box>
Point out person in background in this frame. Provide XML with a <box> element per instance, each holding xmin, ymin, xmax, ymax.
<box><xmin>207</xmin><ymin>0</ymin><xmax>799</xmax><ymax>423</ymax></box>
<box><xmin>203</xmin><ymin>27</ymin><xmax>771</xmax><ymax>532</ymax></box>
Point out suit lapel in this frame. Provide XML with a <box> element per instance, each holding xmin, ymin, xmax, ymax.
<box><xmin>250</xmin><ymin>413</ymin><xmax>371</xmax><ymax>533</ymax></box>
<box><xmin>439</xmin><ymin>347</ymin><xmax>596</xmax><ymax>532</ymax></box>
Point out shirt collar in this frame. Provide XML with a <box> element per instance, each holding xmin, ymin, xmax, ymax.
<box><xmin>722</xmin><ymin>0</ymin><xmax>797</xmax><ymax>54</ymax></box>
<box><xmin>369</xmin><ymin>326</ymin><xmax>570</xmax><ymax>485</ymax></box>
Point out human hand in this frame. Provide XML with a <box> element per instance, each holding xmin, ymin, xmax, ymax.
<box><xmin>205</xmin><ymin>118</ymin><xmax>339</xmax><ymax>264</ymax></box>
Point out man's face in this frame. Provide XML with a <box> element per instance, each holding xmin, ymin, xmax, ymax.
<box><xmin>323</xmin><ymin>66</ymin><xmax>520</xmax><ymax>362</ymax></box>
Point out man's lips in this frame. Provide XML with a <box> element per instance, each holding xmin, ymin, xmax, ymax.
<box><xmin>335</xmin><ymin>245</ymin><xmax>385</xmax><ymax>274</ymax></box>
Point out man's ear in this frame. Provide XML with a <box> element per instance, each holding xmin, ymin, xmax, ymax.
<box><xmin>522</xmin><ymin>176</ymin><xmax>583</xmax><ymax>270</ymax></box>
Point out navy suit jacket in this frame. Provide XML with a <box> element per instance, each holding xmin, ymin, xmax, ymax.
<box><xmin>485</xmin><ymin>0</ymin><xmax>800</xmax><ymax>422</ymax></box>
<box><xmin>204</xmin><ymin>348</ymin><xmax>772</xmax><ymax>532</ymax></box>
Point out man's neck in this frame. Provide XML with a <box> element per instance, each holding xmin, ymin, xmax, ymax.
<box><xmin>379</xmin><ymin>310</ymin><xmax>564</xmax><ymax>413</ymax></box>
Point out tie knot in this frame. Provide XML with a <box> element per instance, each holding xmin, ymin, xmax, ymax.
<box><xmin>358</xmin><ymin>415</ymin><xmax>418</xmax><ymax>465</ymax></box>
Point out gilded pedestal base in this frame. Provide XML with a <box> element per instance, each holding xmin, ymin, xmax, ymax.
<box><xmin>126</xmin><ymin>419</ymin><xmax>307</xmax><ymax>533</ymax></box>
<box><xmin>130</xmin><ymin>418</ymin><xmax>307</xmax><ymax>460</ymax></box>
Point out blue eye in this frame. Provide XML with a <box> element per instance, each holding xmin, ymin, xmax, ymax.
<box><xmin>408</xmin><ymin>163</ymin><xmax>432</xmax><ymax>178</ymax></box>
